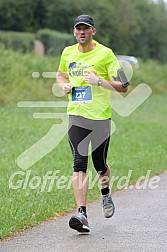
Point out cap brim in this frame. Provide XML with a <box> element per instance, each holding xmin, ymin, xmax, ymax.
<box><xmin>74</xmin><ymin>22</ymin><xmax>93</xmax><ymax>27</ymax></box>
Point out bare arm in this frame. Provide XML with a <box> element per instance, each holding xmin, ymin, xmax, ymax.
<box><xmin>106</xmin><ymin>80</ymin><xmax>128</xmax><ymax>93</ymax></box>
<box><xmin>84</xmin><ymin>72</ymin><xmax>128</xmax><ymax>93</ymax></box>
<box><xmin>56</xmin><ymin>71</ymin><xmax>72</xmax><ymax>94</ymax></box>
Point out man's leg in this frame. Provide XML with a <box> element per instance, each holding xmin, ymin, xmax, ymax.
<box><xmin>68</xmin><ymin>117</ymin><xmax>91</xmax><ymax>232</ymax></box>
<box><xmin>91</xmin><ymin>120</ymin><xmax>115</xmax><ymax>218</ymax></box>
<box><xmin>92</xmin><ymin>141</ymin><xmax>115</xmax><ymax>218</ymax></box>
<box><xmin>68</xmin><ymin>124</ymin><xmax>90</xmax><ymax>215</ymax></box>
<box><xmin>72</xmin><ymin>171</ymin><xmax>88</xmax><ymax>209</ymax></box>
<box><xmin>91</xmin><ymin>136</ymin><xmax>111</xmax><ymax>195</ymax></box>
<box><xmin>99</xmin><ymin>167</ymin><xmax>110</xmax><ymax>192</ymax></box>
<box><xmin>91</xmin><ymin>120</ymin><xmax>111</xmax><ymax>191</ymax></box>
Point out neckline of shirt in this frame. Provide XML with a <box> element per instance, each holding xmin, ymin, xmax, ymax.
<box><xmin>77</xmin><ymin>40</ymin><xmax>99</xmax><ymax>54</ymax></box>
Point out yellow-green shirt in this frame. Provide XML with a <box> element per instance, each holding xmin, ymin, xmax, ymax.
<box><xmin>58</xmin><ymin>40</ymin><xmax>120</xmax><ymax>120</ymax></box>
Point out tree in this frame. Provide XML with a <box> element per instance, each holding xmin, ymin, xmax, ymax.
<box><xmin>0</xmin><ymin>0</ymin><xmax>166</xmax><ymax>62</ymax></box>
<box><xmin>0</xmin><ymin>0</ymin><xmax>48</xmax><ymax>32</ymax></box>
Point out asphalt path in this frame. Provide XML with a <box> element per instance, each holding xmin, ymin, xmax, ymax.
<box><xmin>0</xmin><ymin>172</ymin><xmax>167</xmax><ymax>252</ymax></box>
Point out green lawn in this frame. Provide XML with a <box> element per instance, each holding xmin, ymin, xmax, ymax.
<box><xmin>0</xmin><ymin>93</ymin><xmax>167</xmax><ymax>238</ymax></box>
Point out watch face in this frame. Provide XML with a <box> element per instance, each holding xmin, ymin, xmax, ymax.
<box><xmin>98</xmin><ymin>78</ymin><xmax>103</xmax><ymax>86</ymax></box>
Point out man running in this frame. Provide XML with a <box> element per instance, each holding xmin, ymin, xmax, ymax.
<box><xmin>56</xmin><ymin>14</ymin><xmax>128</xmax><ymax>233</ymax></box>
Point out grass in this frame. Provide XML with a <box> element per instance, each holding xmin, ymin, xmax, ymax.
<box><xmin>0</xmin><ymin>45</ymin><xmax>60</xmax><ymax>104</ymax></box>
<box><xmin>0</xmin><ymin>93</ymin><xmax>167</xmax><ymax>239</ymax></box>
<box><xmin>132</xmin><ymin>58</ymin><xmax>167</xmax><ymax>93</ymax></box>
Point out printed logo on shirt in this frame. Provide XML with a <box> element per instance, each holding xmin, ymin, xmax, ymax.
<box><xmin>68</xmin><ymin>62</ymin><xmax>94</xmax><ymax>77</ymax></box>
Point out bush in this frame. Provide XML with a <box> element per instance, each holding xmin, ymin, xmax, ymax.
<box><xmin>37</xmin><ymin>29</ymin><xmax>75</xmax><ymax>56</ymax></box>
<box><xmin>132</xmin><ymin>59</ymin><xmax>167</xmax><ymax>93</ymax></box>
<box><xmin>0</xmin><ymin>45</ymin><xmax>59</xmax><ymax>105</ymax></box>
<box><xmin>0</xmin><ymin>31</ymin><xmax>35</xmax><ymax>53</ymax></box>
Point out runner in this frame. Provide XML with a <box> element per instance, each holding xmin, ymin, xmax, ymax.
<box><xmin>56</xmin><ymin>14</ymin><xmax>128</xmax><ymax>233</ymax></box>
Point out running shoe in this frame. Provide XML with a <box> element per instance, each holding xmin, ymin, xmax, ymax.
<box><xmin>102</xmin><ymin>193</ymin><xmax>115</xmax><ymax>218</ymax></box>
<box><xmin>69</xmin><ymin>212</ymin><xmax>90</xmax><ymax>233</ymax></box>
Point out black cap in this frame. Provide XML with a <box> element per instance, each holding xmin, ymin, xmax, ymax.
<box><xmin>74</xmin><ymin>15</ymin><xmax>95</xmax><ymax>28</ymax></box>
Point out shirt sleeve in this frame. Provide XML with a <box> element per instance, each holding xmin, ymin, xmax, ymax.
<box><xmin>106</xmin><ymin>50</ymin><xmax>120</xmax><ymax>80</ymax></box>
<box><xmin>57</xmin><ymin>48</ymin><xmax>68</xmax><ymax>73</ymax></box>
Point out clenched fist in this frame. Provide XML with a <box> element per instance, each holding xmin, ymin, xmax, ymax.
<box><xmin>63</xmin><ymin>83</ymin><xmax>72</xmax><ymax>94</ymax></box>
<box><xmin>84</xmin><ymin>71</ymin><xmax>98</xmax><ymax>85</ymax></box>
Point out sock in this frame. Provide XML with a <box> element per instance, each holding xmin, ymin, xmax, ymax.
<box><xmin>101</xmin><ymin>187</ymin><xmax>109</xmax><ymax>196</ymax></box>
<box><xmin>78</xmin><ymin>206</ymin><xmax>87</xmax><ymax>217</ymax></box>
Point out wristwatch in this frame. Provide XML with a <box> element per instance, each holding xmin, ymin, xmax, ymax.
<box><xmin>97</xmin><ymin>78</ymin><xmax>103</xmax><ymax>86</ymax></box>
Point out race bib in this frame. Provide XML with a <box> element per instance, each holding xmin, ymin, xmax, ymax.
<box><xmin>72</xmin><ymin>86</ymin><xmax>92</xmax><ymax>104</ymax></box>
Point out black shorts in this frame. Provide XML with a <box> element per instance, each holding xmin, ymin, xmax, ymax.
<box><xmin>68</xmin><ymin>115</ymin><xmax>111</xmax><ymax>175</ymax></box>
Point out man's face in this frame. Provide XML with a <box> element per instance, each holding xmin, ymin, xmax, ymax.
<box><xmin>73</xmin><ymin>24</ymin><xmax>96</xmax><ymax>45</ymax></box>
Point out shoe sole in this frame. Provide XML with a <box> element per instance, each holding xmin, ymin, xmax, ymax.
<box><xmin>69</xmin><ymin>216</ymin><xmax>90</xmax><ymax>233</ymax></box>
<box><xmin>103</xmin><ymin>206</ymin><xmax>115</xmax><ymax>218</ymax></box>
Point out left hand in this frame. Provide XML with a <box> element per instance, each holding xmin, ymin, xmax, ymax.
<box><xmin>84</xmin><ymin>71</ymin><xmax>98</xmax><ymax>85</ymax></box>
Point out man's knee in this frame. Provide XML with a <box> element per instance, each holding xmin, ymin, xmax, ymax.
<box><xmin>94</xmin><ymin>165</ymin><xmax>109</xmax><ymax>176</ymax></box>
<box><xmin>73</xmin><ymin>158</ymin><xmax>87</xmax><ymax>173</ymax></box>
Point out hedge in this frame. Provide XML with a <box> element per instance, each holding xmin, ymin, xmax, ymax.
<box><xmin>0</xmin><ymin>31</ymin><xmax>34</xmax><ymax>53</ymax></box>
<box><xmin>37</xmin><ymin>28</ymin><xmax>75</xmax><ymax>56</ymax></box>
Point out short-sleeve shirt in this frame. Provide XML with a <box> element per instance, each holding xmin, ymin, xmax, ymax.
<box><xmin>58</xmin><ymin>40</ymin><xmax>120</xmax><ymax>120</ymax></box>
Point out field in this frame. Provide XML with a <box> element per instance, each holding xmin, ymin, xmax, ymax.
<box><xmin>0</xmin><ymin>48</ymin><xmax>167</xmax><ymax>238</ymax></box>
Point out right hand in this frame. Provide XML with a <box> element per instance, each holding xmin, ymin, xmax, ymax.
<box><xmin>63</xmin><ymin>83</ymin><xmax>72</xmax><ymax>94</ymax></box>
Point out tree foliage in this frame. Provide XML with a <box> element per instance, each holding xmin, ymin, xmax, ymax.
<box><xmin>0</xmin><ymin>0</ymin><xmax>167</xmax><ymax>62</ymax></box>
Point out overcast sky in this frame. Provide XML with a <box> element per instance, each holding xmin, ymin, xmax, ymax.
<box><xmin>153</xmin><ymin>0</ymin><xmax>167</xmax><ymax>3</ymax></box>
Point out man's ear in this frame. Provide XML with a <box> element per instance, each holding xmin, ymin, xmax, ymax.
<box><xmin>92</xmin><ymin>28</ymin><xmax>96</xmax><ymax>36</ymax></box>
<box><xmin>73</xmin><ymin>28</ymin><xmax>76</xmax><ymax>36</ymax></box>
